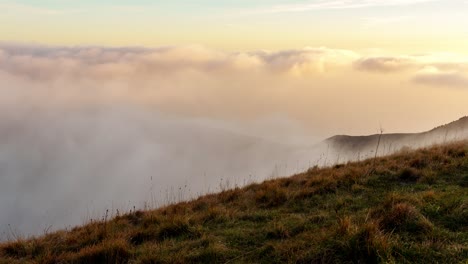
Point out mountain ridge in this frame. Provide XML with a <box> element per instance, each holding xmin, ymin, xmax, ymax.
<box><xmin>321</xmin><ymin>116</ymin><xmax>468</xmax><ymax>163</ymax></box>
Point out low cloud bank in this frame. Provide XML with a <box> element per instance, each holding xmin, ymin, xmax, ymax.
<box><xmin>0</xmin><ymin>104</ymin><xmax>324</xmax><ymax>239</ymax></box>
<box><xmin>354</xmin><ymin>57</ymin><xmax>415</xmax><ymax>72</ymax></box>
<box><xmin>355</xmin><ymin>53</ymin><xmax>468</xmax><ymax>88</ymax></box>
<box><xmin>412</xmin><ymin>67</ymin><xmax>468</xmax><ymax>88</ymax></box>
<box><xmin>0</xmin><ymin>44</ymin><xmax>336</xmax><ymax>238</ymax></box>
<box><xmin>2</xmin><ymin>44</ymin><xmax>467</xmax><ymax>88</ymax></box>
<box><xmin>0</xmin><ymin>44</ymin><xmax>357</xmax><ymax>80</ymax></box>
<box><xmin>0</xmin><ymin>43</ymin><xmax>467</xmax><ymax>239</ymax></box>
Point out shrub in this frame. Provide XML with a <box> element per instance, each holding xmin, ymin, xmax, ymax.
<box><xmin>326</xmin><ymin>221</ymin><xmax>393</xmax><ymax>263</ymax></box>
<box><xmin>378</xmin><ymin>202</ymin><xmax>433</xmax><ymax>235</ymax></box>
<box><xmin>255</xmin><ymin>183</ymin><xmax>288</xmax><ymax>208</ymax></box>
<box><xmin>398</xmin><ymin>168</ymin><xmax>422</xmax><ymax>182</ymax></box>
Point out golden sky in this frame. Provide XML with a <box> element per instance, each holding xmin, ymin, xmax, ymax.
<box><xmin>1</xmin><ymin>0</ymin><xmax>468</xmax><ymax>53</ymax></box>
<box><xmin>1</xmin><ymin>44</ymin><xmax>467</xmax><ymax>141</ymax></box>
<box><xmin>1</xmin><ymin>0</ymin><xmax>468</xmax><ymax>138</ymax></box>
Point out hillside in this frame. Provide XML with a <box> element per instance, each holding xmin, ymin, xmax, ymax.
<box><xmin>1</xmin><ymin>142</ymin><xmax>467</xmax><ymax>263</ymax></box>
<box><xmin>0</xmin><ymin>110</ymin><xmax>308</xmax><ymax>239</ymax></box>
<box><xmin>324</xmin><ymin>116</ymin><xmax>468</xmax><ymax>163</ymax></box>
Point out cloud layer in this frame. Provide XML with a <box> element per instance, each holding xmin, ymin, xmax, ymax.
<box><xmin>0</xmin><ymin>44</ymin><xmax>358</xmax><ymax>81</ymax></box>
<box><xmin>413</xmin><ymin>70</ymin><xmax>468</xmax><ymax>88</ymax></box>
<box><xmin>1</xmin><ymin>44</ymin><xmax>467</xmax><ymax>89</ymax></box>
<box><xmin>0</xmin><ymin>104</ymin><xmax>320</xmax><ymax>239</ymax></box>
<box><xmin>1</xmin><ymin>43</ymin><xmax>468</xmax><ymax>239</ymax></box>
<box><xmin>355</xmin><ymin>53</ymin><xmax>468</xmax><ymax>88</ymax></box>
<box><xmin>0</xmin><ymin>44</ymin><xmax>347</xmax><ymax>239</ymax></box>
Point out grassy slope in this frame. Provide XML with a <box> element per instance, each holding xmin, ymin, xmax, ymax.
<box><xmin>1</xmin><ymin>142</ymin><xmax>467</xmax><ymax>264</ymax></box>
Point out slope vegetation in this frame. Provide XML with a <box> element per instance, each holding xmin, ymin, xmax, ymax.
<box><xmin>325</xmin><ymin>116</ymin><xmax>468</xmax><ymax>162</ymax></box>
<box><xmin>1</xmin><ymin>142</ymin><xmax>467</xmax><ymax>263</ymax></box>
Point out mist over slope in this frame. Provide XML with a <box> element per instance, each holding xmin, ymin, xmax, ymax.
<box><xmin>0</xmin><ymin>105</ymin><xmax>321</xmax><ymax>239</ymax></box>
<box><xmin>1</xmin><ymin>43</ymin><xmax>467</xmax><ymax>240</ymax></box>
<box><xmin>323</xmin><ymin>116</ymin><xmax>468</xmax><ymax>165</ymax></box>
<box><xmin>0</xmin><ymin>44</ymin><xmax>327</xmax><ymax>239</ymax></box>
<box><xmin>1</xmin><ymin>142</ymin><xmax>466</xmax><ymax>263</ymax></box>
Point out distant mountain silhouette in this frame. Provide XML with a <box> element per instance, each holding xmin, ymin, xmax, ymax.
<box><xmin>321</xmin><ymin>116</ymin><xmax>468</xmax><ymax>164</ymax></box>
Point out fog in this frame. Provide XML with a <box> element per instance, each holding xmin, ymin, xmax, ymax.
<box><xmin>1</xmin><ymin>44</ymin><xmax>468</xmax><ymax>239</ymax></box>
<box><xmin>0</xmin><ymin>103</ymin><xmax>325</xmax><ymax>239</ymax></box>
<box><xmin>0</xmin><ymin>45</ymin><xmax>331</xmax><ymax>239</ymax></box>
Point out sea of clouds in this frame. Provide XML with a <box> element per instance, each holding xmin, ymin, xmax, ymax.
<box><xmin>1</xmin><ymin>43</ymin><xmax>467</xmax><ymax>239</ymax></box>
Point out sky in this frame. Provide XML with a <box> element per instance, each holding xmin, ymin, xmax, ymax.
<box><xmin>2</xmin><ymin>0</ymin><xmax>467</xmax><ymax>133</ymax></box>
<box><xmin>2</xmin><ymin>0</ymin><xmax>468</xmax><ymax>53</ymax></box>
<box><xmin>1</xmin><ymin>0</ymin><xmax>468</xmax><ymax>238</ymax></box>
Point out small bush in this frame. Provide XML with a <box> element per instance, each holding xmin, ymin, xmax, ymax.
<box><xmin>398</xmin><ymin>168</ymin><xmax>422</xmax><ymax>182</ymax></box>
<box><xmin>255</xmin><ymin>183</ymin><xmax>288</xmax><ymax>208</ymax></box>
<box><xmin>378</xmin><ymin>203</ymin><xmax>433</xmax><ymax>234</ymax></box>
<box><xmin>327</xmin><ymin>221</ymin><xmax>393</xmax><ymax>263</ymax></box>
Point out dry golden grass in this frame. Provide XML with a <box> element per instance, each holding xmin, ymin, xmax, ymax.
<box><xmin>1</xmin><ymin>141</ymin><xmax>467</xmax><ymax>263</ymax></box>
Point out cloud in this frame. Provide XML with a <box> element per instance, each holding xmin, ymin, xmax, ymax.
<box><xmin>248</xmin><ymin>0</ymin><xmax>437</xmax><ymax>14</ymax></box>
<box><xmin>412</xmin><ymin>67</ymin><xmax>468</xmax><ymax>88</ymax></box>
<box><xmin>0</xmin><ymin>44</ymin><xmax>357</xmax><ymax>81</ymax></box>
<box><xmin>2</xmin><ymin>43</ymin><xmax>467</xmax><ymax>91</ymax></box>
<box><xmin>354</xmin><ymin>57</ymin><xmax>416</xmax><ymax>72</ymax></box>
<box><xmin>356</xmin><ymin>53</ymin><xmax>468</xmax><ymax>71</ymax></box>
<box><xmin>354</xmin><ymin>53</ymin><xmax>468</xmax><ymax>88</ymax></box>
<box><xmin>0</xmin><ymin>43</ymin><xmax>340</xmax><ymax>238</ymax></box>
<box><xmin>252</xmin><ymin>47</ymin><xmax>358</xmax><ymax>75</ymax></box>
<box><xmin>1</xmin><ymin>43</ymin><xmax>468</xmax><ymax>239</ymax></box>
<box><xmin>0</xmin><ymin>103</ymin><xmax>322</xmax><ymax>239</ymax></box>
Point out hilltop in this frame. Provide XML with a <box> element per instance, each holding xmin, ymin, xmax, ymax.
<box><xmin>324</xmin><ymin>116</ymin><xmax>468</xmax><ymax>163</ymax></box>
<box><xmin>0</xmin><ymin>141</ymin><xmax>467</xmax><ymax>263</ymax></box>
